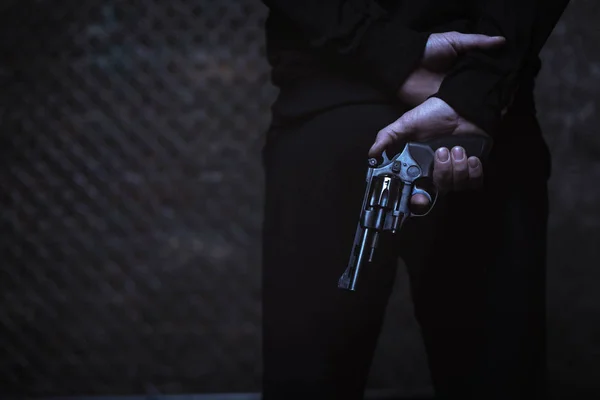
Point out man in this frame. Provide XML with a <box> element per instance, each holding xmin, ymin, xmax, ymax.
<box><xmin>260</xmin><ymin>1</ymin><xmax>570</xmax><ymax>399</ymax></box>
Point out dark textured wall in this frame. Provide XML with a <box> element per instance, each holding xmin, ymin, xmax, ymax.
<box><xmin>537</xmin><ymin>2</ymin><xmax>600</xmax><ymax>396</ymax></box>
<box><xmin>0</xmin><ymin>0</ymin><xmax>598</xmax><ymax>398</ymax></box>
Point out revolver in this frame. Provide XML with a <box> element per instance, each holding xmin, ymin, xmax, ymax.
<box><xmin>338</xmin><ymin>134</ymin><xmax>493</xmax><ymax>291</ymax></box>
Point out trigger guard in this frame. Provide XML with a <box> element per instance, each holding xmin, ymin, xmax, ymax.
<box><xmin>410</xmin><ymin>185</ymin><xmax>439</xmax><ymax>217</ymax></box>
<box><xmin>411</xmin><ymin>187</ymin><xmax>432</xmax><ymax>203</ymax></box>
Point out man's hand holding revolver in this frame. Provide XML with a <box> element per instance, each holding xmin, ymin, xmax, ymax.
<box><xmin>373</xmin><ymin>32</ymin><xmax>506</xmax><ymax>206</ymax></box>
<box><xmin>338</xmin><ymin>32</ymin><xmax>505</xmax><ymax>291</ymax></box>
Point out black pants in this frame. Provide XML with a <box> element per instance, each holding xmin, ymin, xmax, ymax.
<box><xmin>261</xmin><ymin>102</ymin><xmax>550</xmax><ymax>400</ymax></box>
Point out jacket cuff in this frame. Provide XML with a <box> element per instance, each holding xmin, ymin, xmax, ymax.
<box><xmin>357</xmin><ymin>22</ymin><xmax>431</xmax><ymax>97</ymax></box>
<box><xmin>433</xmin><ymin>66</ymin><xmax>515</xmax><ymax>136</ymax></box>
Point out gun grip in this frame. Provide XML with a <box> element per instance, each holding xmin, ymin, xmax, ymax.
<box><xmin>408</xmin><ymin>134</ymin><xmax>493</xmax><ymax>179</ymax></box>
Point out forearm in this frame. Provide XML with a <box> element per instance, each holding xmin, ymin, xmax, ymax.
<box><xmin>433</xmin><ymin>0</ymin><xmax>571</xmax><ymax>135</ymax></box>
<box><xmin>263</xmin><ymin>1</ymin><xmax>482</xmax><ymax>98</ymax></box>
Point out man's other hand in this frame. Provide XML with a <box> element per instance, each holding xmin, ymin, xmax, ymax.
<box><xmin>397</xmin><ymin>32</ymin><xmax>505</xmax><ymax>106</ymax></box>
<box><xmin>370</xmin><ymin>97</ymin><xmax>488</xmax><ymax>201</ymax></box>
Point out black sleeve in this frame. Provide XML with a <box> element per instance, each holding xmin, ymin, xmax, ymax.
<box><xmin>262</xmin><ymin>0</ymin><xmax>431</xmax><ymax>96</ymax></box>
<box><xmin>433</xmin><ymin>0</ymin><xmax>571</xmax><ymax>136</ymax></box>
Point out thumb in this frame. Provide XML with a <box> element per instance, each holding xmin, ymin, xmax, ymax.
<box><xmin>368</xmin><ymin>116</ymin><xmax>414</xmax><ymax>157</ymax></box>
<box><xmin>443</xmin><ymin>32</ymin><xmax>505</xmax><ymax>53</ymax></box>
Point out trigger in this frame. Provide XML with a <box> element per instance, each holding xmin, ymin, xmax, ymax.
<box><xmin>411</xmin><ymin>187</ymin><xmax>432</xmax><ymax>204</ymax></box>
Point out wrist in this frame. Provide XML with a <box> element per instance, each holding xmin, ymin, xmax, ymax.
<box><xmin>397</xmin><ymin>68</ymin><xmax>443</xmax><ymax>106</ymax></box>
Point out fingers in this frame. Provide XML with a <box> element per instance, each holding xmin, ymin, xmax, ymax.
<box><xmin>433</xmin><ymin>146</ymin><xmax>484</xmax><ymax>192</ymax></box>
<box><xmin>423</xmin><ymin>32</ymin><xmax>506</xmax><ymax>72</ymax></box>
<box><xmin>467</xmin><ymin>156</ymin><xmax>483</xmax><ymax>189</ymax></box>
<box><xmin>433</xmin><ymin>147</ymin><xmax>452</xmax><ymax>193</ymax></box>
<box><xmin>407</xmin><ymin>147</ymin><xmax>484</xmax><ymax>210</ymax></box>
<box><xmin>444</xmin><ymin>32</ymin><xmax>506</xmax><ymax>53</ymax></box>
<box><xmin>451</xmin><ymin>146</ymin><xmax>469</xmax><ymax>191</ymax></box>
<box><xmin>369</xmin><ymin>128</ymin><xmax>399</xmax><ymax>158</ymax></box>
<box><xmin>410</xmin><ymin>193</ymin><xmax>431</xmax><ymax>212</ymax></box>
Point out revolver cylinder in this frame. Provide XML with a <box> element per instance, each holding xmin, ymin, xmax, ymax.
<box><xmin>364</xmin><ymin>175</ymin><xmax>402</xmax><ymax>261</ymax></box>
<box><xmin>338</xmin><ymin>134</ymin><xmax>494</xmax><ymax>292</ymax></box>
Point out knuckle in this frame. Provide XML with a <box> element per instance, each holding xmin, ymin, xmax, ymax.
<box><xmin>451</xmin><ymin>159</ymin><xmax>468</xmax><ymax>169</ymax></box>
<box><xmin>469</xmin><ymin>165</ymin><xmax>483</xmax><ymax>176</ymax></box>
<box><xmin>386</xmin><ymin>126</ymin><xmax>401</xmax><ymax>140</ymax></box>
<box><xmin>377</xmin><ymin>127</ymin><xmax>401</xmax><ymax>143</ymax></box>
<box><xmin>377</xmin><ymin>126</ymin><xmax>392</xmax><ymax>136</ymax></box>
<box><xmin>445</xmin><ymin>31</ymin><xmax>462</xmax><ymax>44</ymax></box>
<box><xmin>376</xmin><ymin>128</ymin><xmax>387</xmax><ymax>137</ymax></box>
<box><xmin>434</xmin><ymin>161</ymin><xmax>452</xmax><ymax>175</ymax></box>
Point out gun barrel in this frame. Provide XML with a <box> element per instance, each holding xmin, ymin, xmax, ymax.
<box><xmin>338</xmin><ymin>226</ymin><xmax>371</xmax><ymax>291</ymax></box>
<box><xmin>368</xmin><ymin>231</ymin><xmax>379</xmax><ymax>263</ymax></box>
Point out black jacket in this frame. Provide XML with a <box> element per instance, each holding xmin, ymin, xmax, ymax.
<box><xmin>262</xmin><ymin>0</ymin><xmax>570</xmax><ymax>135</ymax></box>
